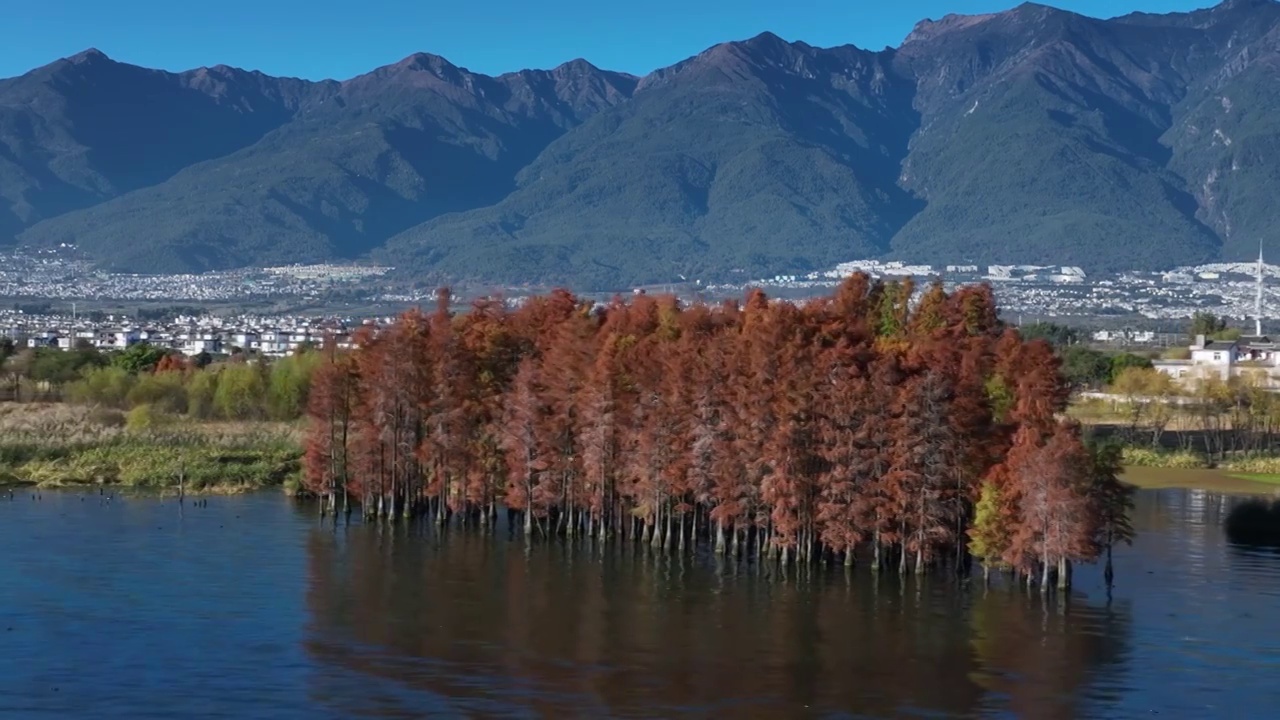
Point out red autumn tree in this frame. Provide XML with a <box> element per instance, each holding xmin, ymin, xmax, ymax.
<box><xmin>303</xmin><ymin>342</ymin><xmax>358</xmax><ymax>514</ymax></box>
<box><xmin>298</xmin><ymin>272</ymin><xmax>1131</xmax><ymax>586</ymax></box>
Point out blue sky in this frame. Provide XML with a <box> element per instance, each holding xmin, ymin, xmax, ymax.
<box><xmin>3</xmin><ymin>0</ymin><xmax>1218</xmax><ymax>80</ymax></box>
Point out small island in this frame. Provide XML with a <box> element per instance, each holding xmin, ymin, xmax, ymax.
<box><xmin>296</xmin><ymin>276</ymin><xmax>1133</xmax><ymax>590</ymax></box>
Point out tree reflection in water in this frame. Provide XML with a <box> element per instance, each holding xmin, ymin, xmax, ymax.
<box><xmin>300</xmin><ymin>510</ymin><xmax>1133</xmax><ymax>718</ymax></box>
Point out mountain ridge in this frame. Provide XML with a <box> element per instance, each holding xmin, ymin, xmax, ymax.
<box><xmin>4</xmin><ymin>0</ymin><xmax>1280</xmax><ymax>289</ymax></box>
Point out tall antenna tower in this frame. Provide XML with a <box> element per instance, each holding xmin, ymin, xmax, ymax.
<box><xmin>1256</xmin><ymin>240</ymin><xmax>1265</xmax><ymax>337</ymax></box>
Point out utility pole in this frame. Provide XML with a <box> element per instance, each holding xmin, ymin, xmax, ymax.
<box><xmin>1256</xmin><ymin>240</ymin><xmax>1265</xmax><ymax>337</ymax></box>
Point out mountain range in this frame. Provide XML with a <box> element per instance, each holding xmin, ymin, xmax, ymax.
<box><xmin>3</xmin><ymin>0</ymin><xmax>1279</xmax><ymax>289</ymax></box>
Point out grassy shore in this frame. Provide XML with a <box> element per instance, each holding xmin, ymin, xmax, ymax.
<box><xmin>1227</xmin><ymin>473</ymin><xmax>1280</xmax><ymax>486</ymax></box>
<box><xmin>1116</xmin><ymin>445</ymin><xmax>1280</xmax><ymax>493</ymax></box>
<box><xmin>0</xmin><ymin>403</ymin><xmax>303</xmax><ymax>493</ymax></box>
<box><xmin>1122</xmin><ymin>466</ymin><xmax>1280</xmax><ymax>495</ymax></box>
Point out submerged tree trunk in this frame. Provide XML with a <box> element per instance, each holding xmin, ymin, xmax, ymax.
<box><xmin>1104</xmin><ymin>539</ymin><xmax>1115</xmax><ymax>587</ymax></box>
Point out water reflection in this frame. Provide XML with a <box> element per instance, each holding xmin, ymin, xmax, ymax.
<box><xmin>2</xmin><ymin>487</ymin><xmax>1275</xmax><ymax>718</ymax></box>
<box><xmin>301</xmin><ymin>514</ymin><xmax>1140</xmax><ymax>718</ymax></box>
<box><xmin>968</xmin><ymin>591</ymin><xmax>1131</xmax><ymax>718</ymax></box>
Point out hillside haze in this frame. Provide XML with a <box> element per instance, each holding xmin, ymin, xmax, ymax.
<box><xmin>3</xmin><ymin>0</ymin><xmax>1279</xmax><ymax>288</ymax></box>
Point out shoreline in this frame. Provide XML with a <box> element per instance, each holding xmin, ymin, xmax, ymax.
<box><xmin>0</xmin><ymin>479</ymin><xmax>281</xmax><ymax>496</ymax></box>
<box><xmin>0</xmin><ymin>438</ymin><xmax>301</xmax><ymax>493</ymax></box>
<box><xmin>1122</xmin><ymin>466</ymin><xmax>1280</xmax><ymax>495</ymax></box>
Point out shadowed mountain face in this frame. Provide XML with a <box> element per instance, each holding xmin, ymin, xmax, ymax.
<box><xmin>5</xmin><ymin>0</ymin><xmax>1280</xmax><ymax>288</ymax></box>
<box><xmin>379</xmin><ymin>34</ymin><xmax>923</xmax><ymax>288</ymax></box>
<box><xmin>0</xmin><ymin>50</ymin><xmax>323</xmax><ymax>241</ymax></box>
<box><xmin>3</xmin><ymin>50</ymin><xmax>636</xmax><ymax>272</ymax></box>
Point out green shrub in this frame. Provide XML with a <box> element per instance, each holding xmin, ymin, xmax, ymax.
<box><xmin>125</xmin><ymin>404</ymin><xmax>165</xmax><ymax>432</ymax></box>
<box><xmin>67</xmin><ymin>366</ymin><xmax>135</xmax><ymax>408</ymax></box>
<box><xmin>127</xmin><ymin>372</ymin><xmax>188</xmax><ymax>415</ymax></box>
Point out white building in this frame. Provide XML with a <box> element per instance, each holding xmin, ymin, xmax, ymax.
<box><xmin>1154</xmin><ymin>243</ymin><xmax>1278</xmax><ymax>388</ymax></box>
<box><xmin>1154</xmin><ymin>334</ymin><xmax>1280</xmax><ymax>387</ymax></box>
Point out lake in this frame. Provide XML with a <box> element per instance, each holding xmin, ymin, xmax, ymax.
<box><xmin>1</xmin><ymin>488</ymin><xmax>1278</xmax><ymax>718</ymax></box>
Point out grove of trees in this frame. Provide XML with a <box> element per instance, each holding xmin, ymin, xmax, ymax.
<box><xmin>302</xmin><ymin>276</ymin><xmax>1134</xmax><ymax>589</ymax></box>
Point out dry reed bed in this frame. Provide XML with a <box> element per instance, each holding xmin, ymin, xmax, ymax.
<box><xmin>0</xmin><ymin>403</ymin><xmax>302</xmax><ymax>490</ymax></box>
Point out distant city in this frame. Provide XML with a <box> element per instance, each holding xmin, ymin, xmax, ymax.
<box><xmin>3</xmin><ymin>246</ymin><xmax>1275</xmax><ymax>355</ymax></box>
<box><xmin>0</xmin><ymin>247</ymin><xmax>397</xmax><ymax>304</ymax></box>
<box><xmin>743</xmin><ymin>257</ymin><xmax>1280</xmax><ymax>324</ymax></box>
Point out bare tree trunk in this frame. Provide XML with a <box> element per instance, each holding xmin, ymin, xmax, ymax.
<box><xmin>1104</xmin><ymin>542</ymin><xmax>1115</xmax><ymax>587</ymax></box>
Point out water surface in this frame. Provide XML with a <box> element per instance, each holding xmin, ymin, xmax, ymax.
<box><xmin>1</xmin><ymin>488</ymin><xmax>1278</xmax><ymax>718</ymax></box>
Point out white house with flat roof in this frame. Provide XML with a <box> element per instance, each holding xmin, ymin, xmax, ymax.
<box><xmin>1154</xmin><ymin>243</ymin><xmax>1279</xmax><ymax>389</ymax></box>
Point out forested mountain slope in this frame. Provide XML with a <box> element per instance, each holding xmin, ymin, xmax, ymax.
<box><xmin>4</xmin><ymin>0</ymin><xmax>1279</xmax><ymax>288</ymax></box>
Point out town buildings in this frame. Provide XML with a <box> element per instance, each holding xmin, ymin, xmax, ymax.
<box><xmin>5</xmin><ymin>313</ymin><xmax>364</xmax><ymax>358</ymax></box>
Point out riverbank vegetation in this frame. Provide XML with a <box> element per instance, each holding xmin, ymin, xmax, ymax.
<box><xmin>301</xmin><ymin>277</ymin><xmax>1134</xmax><ymax>590</ymax></box>
<box><xmin>0</xmin><ymin>403</ymin><xmax>300</xmax><ymax>491</ymax></box>
<box><xmin>0</xmin><ymin>363</ymin><xmax>306</xmax><ymax>493</ymax></box>
<box><xmin>1118</xmin><ymin>446</ymin><xmax>1207</xmax><ymax>469</ymax></box>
